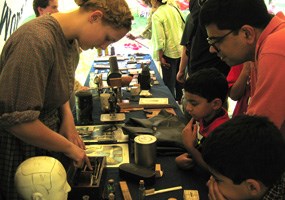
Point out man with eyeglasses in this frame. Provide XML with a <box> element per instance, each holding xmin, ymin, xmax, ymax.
<box><xmin>206</xmin><ymin>30</ymin><xmax>234</xmax><ymax>53</ymax></box>
<box><xmin>176</xmin><ymin>0</ymin><xmax>230</xmax><ymax>124</ymax></box>
<box><xmin>176</xmin><ymin>0</ymin><xmax>230</xmax><ymax>84</ymax></box>
<box><xmin>200</xmin><ymin>0</ymin><xmax>285</xmax><ymax>149</ymax></box>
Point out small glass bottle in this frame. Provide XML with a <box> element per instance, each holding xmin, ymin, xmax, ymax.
<box><xmin>82</xmin><ymin>195</ymin><xmax>90</xmax><ymax>200</ymax></box>
<box><xmin>103</xmin><ymin>179</ymin><xmax>116</xmax><ymax>199</ymax></box>
<box><xmin>138</xmin><ymin>63</ymin><xmax>151</xmax><ymax>90</ymax></box>
<box><xmin>107</xmin><ymin>179</ymin><xmax>116</xmax><ymax>195</ymax></box>
<box><xmin>105</xmin><ymin>46</ymin><xmax>109</xmax><ymax>56</ymax></box>
<box><xmin>110</xmin><ymin>45</ymin><xmax>115</xmax><ymax>55</ymax></box>
<box><xmin>97</xmin><ymin>48</ymin><xmax>103</xmax><ymax>56</ymax></box>
<box><xmin>138</xmin><ymin>180</ymin><xmax>145</xmax><ymax>200</ymax></box>
<box><xmin>108</xmin><ymin>192</ymin><xmax>115</xmax><ymax>200</ymax></box>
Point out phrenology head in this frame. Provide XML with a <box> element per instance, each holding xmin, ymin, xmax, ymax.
<box><xmin>15</xmin><ymin>156</ymin><xmax>71</xmax><ymax>200</ymax></box>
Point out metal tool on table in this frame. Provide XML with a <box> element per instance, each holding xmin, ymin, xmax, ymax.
<box><xmin>67</xmin><ymin>156</ymin><xmax>107</xmax><ymax>200</ymax></box>
<box><xmin>100</xmin><ymin>91</ymin><xmax>125</xmax><ymax>122</ymax></box>
<box><xmin>100</xmin><ymin>56</ymin><xmax>126</xmax><ymax>122</ymax></box>
<box><xmin>107</xmin><ymin>56</ymin><xmax>122</xmax><ymax>86</ymax></box>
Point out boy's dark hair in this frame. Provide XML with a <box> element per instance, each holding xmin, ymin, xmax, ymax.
<box><xmin>200</xmin><ymin>0</ymin><xmax>272</xmax><ymax>31</ymax></box>
<box><xmin>202</xmin><ymin>115</ymin><xmax>285</xmax><ymax>187</ymax></box>
<box><xmin>184</xmin><ymin>68</ymin><xmax>228</xmax><ymax>104</ymax></box>
<box><xmin>33</xmin><ymin>0</ymin><xmax>50</xmax><ymax>17</ymax></box>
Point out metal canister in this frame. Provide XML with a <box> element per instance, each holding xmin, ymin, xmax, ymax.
<box><xmin>75</xmin><ymin>90</ymin><xmax>93</xmax><ymax>125</ymax></box>
<box><xmin>104</xmin><ymin>47</ymin><xmax>109</xmax><ymax>56</ymax></box>
<box><xmin>134</xmin><ymin>135</ymin><xmax>157</xmax><ymax>169</ymax></box>
<box><xmin>110</xmin><ymin>45</ymin><xmax>115</xmax><ymax>55</ymax></box>
<box><xmin>97</xmin><ymin>48</ymin><xmax>102</xmax><ymax>56</ymax></box>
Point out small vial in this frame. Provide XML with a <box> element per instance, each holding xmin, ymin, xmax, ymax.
<box><xmin>82</xmin><ymin>195</ymin><xmax>90</xmax><ymax>200</ymax></box>
<box><xmin>97</xmin><ymin>48</ymin><xmax>102</xmax><ymax>56</ymax></box>
<box><xmin>108</xmin><ymin>192</ymin><xmax>115</xmax><ymax>200</ymax></box>
<box><xmin>103</xmin><ymin>179</ymin><xmax>116</xmax><ymax>199</ymax></box>
<box><xmin>107</xmin><ymin>179</ymin><xmax>116</xmax><ymax>195</ymax></box>
<box><xmin>105</xmin><ymin>46</ymin><xmax>109</xmax><ymax>56</ymax></box>
<box><xmin>110</xmin><ymin>45</ymin><xmax>115</xmax><ymax>55</ymax></box>
<box><xmin>138</xmin><ymin>180</ymin><xmax>145</xmax><ymax>200</ymax></box>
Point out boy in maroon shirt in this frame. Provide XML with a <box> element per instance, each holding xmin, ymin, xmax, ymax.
<box><xmin>176</xmin><ymin>68</ymin><xmax>229</xmax><ymax>170</ymax></box>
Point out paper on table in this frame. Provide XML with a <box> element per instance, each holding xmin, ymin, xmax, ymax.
<box><xmin>145</xmin><ymin>186</ymin><xmax>183</xmax><ymax>196</ymax></box>
<box><xmin>85</xmin><ymin>143</ymin><xmax>129</xmax><ymax>168</ymax></box>
<box><xmin>139</xmin><ymin>98</ymin><xmax>168</xmax><ymax>105</ymax></box>
<box><xmin>94</xmin><ymin>55</ymin><xmax>127</xmax><ymax>62</ymax></box>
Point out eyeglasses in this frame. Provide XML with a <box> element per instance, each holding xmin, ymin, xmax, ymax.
<box><xmin>207</xmin><ymin>30</ymin><xmax>234</xmax><ymax>52</ymax></box>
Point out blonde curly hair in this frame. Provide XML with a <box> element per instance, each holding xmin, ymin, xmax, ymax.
<box><xmin>74</xmin><ymin>0</ymin><xmax>133</xmax><ymax>30</ymax></box>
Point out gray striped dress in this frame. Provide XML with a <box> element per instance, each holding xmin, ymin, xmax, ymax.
<box><xmin>0</xmin><ymin>15</ymin><xmax>79</xmax><ymax>199</ymax></box>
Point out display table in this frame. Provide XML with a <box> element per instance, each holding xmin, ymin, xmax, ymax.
<box><xmin>72</xmin><ymin>54</ymin><xmax>209</xmax><ymax>199</ymax></box>
<box><xmin>80</xmin><ymin>54</ymin><xmax>187</xmax><ymax>125</ymax></box>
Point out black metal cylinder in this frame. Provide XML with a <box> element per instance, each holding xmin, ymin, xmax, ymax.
<box><xmin>138</xmin><ymin>64</ymin><xmax>151</xmax><ymax>90</ymax></box>
<box><xmin>75</xmin><ymin>90</ymin><xmax>93</xmax><ymax>125</ymax></box>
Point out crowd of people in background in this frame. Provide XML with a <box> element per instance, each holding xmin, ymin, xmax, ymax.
<box><xmin>181</xmin><ymin>0</ymin><xmax>285</xmax><ymax>199</ymax></box>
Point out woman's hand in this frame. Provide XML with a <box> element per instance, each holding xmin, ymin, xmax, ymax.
<box><xmin>59</xmin><ymin>101</ymin><xmax>85</xmax><ymax>150</ymax></box>
<box><xmin>59</xmin><ymin>124</ymin><xmax>85</xmax><ymax>150</ymax></box>
<box><xmin>65</xmin><ymin>143</ymin><xmax>92</xmax><ymax>170</ymax></box>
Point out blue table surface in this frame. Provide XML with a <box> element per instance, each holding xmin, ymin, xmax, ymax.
<box><xmin>82</xmin><ymin>55</ymin><xmax>187</xmax><ymax>125</ymax></box>
<box><xmin>73</xmin><ymin>54</ymin><xmax>209</xmax><ymax>200</ymax></box>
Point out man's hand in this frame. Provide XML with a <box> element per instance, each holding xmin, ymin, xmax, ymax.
<box><xmin>126</xmin><ymin>33</ymin><xmax>137</xmax><ymax>40</ymax></box>
<box><xmin>176</xmin><ymin>69</ymin><xmax>186</xmax><ymax>83</ymax></box>
<box><xmin>160</xmin><ymin>57</ymin><xmax>171</xmax><ymax>69</ymax></box>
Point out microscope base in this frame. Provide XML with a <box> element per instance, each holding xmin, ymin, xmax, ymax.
<box><xmin>100</xmin><ymin>113</ymin><xmax>125</xmax><ymax>122</ymax></box>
